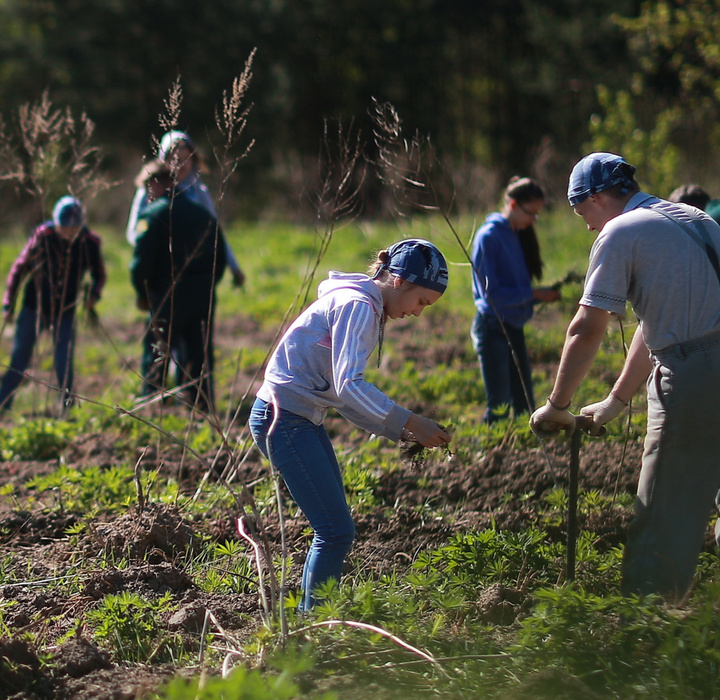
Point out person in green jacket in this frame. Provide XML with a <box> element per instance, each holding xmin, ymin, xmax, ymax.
<box><xmin>130</xmin><ymin>161</ymin><xmax>227</xmax><ymax>411</ymax></box>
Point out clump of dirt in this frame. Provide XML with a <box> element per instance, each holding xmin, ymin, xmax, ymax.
<box><xmin>51</xmin><ymin>638</ymin><xmax>112</xmax><ymax>679</ymax></box>
<box><xmin>0</xmin><ymin>637</ymin><xmax>51</xmax><ymax>700</ymax></box>
<box><xmin>351</xmin><ymin>507</ymin><xmax>458</xmax><ymax>576</ymax></box>
<box><xmin>475</xmin><ymin>582</ymin><xmax>529</xmax><ymax>626</ymax></box>
<box><xmin>1</xmin><ymin>587</ymin><xmax>63</xmax><ymax>628</ymax></box>
<box><xmin>83</xmin><ymin>561</ymin><xmax>195</xmax><ymax>599</ymax></box>
<box><xmin>0</xmin><ymin>510</ymin><xmax>79</xmax><ymax>546</ymax></box>
<box><xmin>63</xmin><ymin>435</ymin><xmax>118</xmax><ymax>469</ymax></box>
<box><xmin>90</xmin><ymin>502</ymin><xmax>198</xmax><ymax>563</ymax></box>
<box><xmin>58</xmin><ymin>666</ymin><xmax>176</xmax><ymax>700</ymax></box>
<box><xmin>399</xmin><ymin>423</ymin><xmax>453</xmax><ymax>469</ymax></box>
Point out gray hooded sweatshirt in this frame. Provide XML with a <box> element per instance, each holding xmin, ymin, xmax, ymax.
<box><xmin>257</xmin><ymin>271</ymin><xmax>412</xmax><ymax>441</ymax></box>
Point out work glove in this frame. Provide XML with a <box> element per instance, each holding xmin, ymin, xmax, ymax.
<box><xmin>580</xmin><ymin>393</ymin><xmax>627</xmax><ymax>436</ymax></box>
<box><xmin>530</xmin><ymin>400</ymin><xmax>575</xmax><ymax>439</ymax></box>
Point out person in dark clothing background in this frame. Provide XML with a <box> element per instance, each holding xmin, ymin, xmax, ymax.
<box><xmin>130</xmin><ymin>161</ymin><xmax>227</xmax><ymax>411</ymax></box>
<box><xmin>0</xmin><ymin>196</ymin><xmax>106</xmax><ymax>412</ymax></box>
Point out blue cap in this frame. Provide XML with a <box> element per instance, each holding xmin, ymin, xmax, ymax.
<box><xmin>567</xmin><ymin>152</ymin><xmax>636</xmax><ymax>206</ymax></box>
<box><xmin>158</xmin><ymin>130</ymin><xmax>195</xmax><ymax>161</ymax></box>
<box><xmin>382</xmin><ymin>238</ymin><xmax>449</xmax><ymax>294</ymax></box>
<box><xmin>52</xmin><ymin>196</ymin><xmax>84</xmax><ymax>228</ymax></box>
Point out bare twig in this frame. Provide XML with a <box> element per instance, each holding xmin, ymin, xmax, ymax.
<box><xmin>290</xmin><ymin>619</ymin><xmax>449</xmax><ymax>677</ymax></box>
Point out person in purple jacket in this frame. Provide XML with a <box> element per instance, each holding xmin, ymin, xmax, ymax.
<box><xmin>0</xmin><ymin>196</ymin><xmax>106</xmax><ymax>412</ymax></box>
<box><xmin>470</xmin><ymin>176</ymin><xmax>560</xmax><ymax>424</ymax></box>
<box><xmin>249</xmin><ymin>239</ymin><xmax>452</xmax><ymax>610</ymax></box>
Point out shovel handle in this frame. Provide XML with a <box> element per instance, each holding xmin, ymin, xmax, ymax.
<box><xmin>573</xmin><ymin>413</ymin><xmax>606</xmax><ymax>436</ymax></box>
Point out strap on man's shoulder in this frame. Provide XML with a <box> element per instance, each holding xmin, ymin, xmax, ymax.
<box><xmin>650</xmin><ymin>201</ymin><xmax>720</xmax><ymax>285</ymax></box>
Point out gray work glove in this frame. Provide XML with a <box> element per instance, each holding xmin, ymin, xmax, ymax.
<box><xmin>530</xmin><ymin>400</ymin><xmax>575</xmax><ymax>439</ymax></box>
<box><xmin>579</xmin><ymin>393</ymin><xmax>627</xmax><ymax>436</ymax></box>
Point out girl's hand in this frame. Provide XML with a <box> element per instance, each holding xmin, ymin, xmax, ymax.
<box><xmin>404</xmin><ymin>414</ymin><xmax>451</xmax><ymax>448</ymax></box>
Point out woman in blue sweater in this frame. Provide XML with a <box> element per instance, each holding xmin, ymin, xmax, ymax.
<box><xmin>249</xmin><ymin>239</ymin><xmax>452</xmax><ymax>610</ymax></box>
<box><xmin>471</xmin><ymin>177</ymin><xmax>559</xmax><ymax>423</ymax></box>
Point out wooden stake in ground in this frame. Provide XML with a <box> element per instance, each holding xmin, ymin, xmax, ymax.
<box><xmin>566</xmin><ymin>415</ymin><xmax>604</xmax><ymax>582</ymax></box>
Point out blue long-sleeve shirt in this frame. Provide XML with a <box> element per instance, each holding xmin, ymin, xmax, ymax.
<box><xmin>470</xmin><ymin>213</ymin><xmax>534</xmax><ymax>328</ymax></box>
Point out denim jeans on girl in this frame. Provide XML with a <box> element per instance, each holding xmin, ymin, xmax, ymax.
<box><xmin>0</xmin><ymin>307</ymin><xmax>76</xmax><ymax>410</ymax></box>
<box><xmin>249</xmin><ymin>397</ymin><xmax>355</xmax><ymax>610</ymax></box>
<box><xmin>471</xmin><ymin>311</ymin><xmax>534</xmax><ymax>423</ymax></box>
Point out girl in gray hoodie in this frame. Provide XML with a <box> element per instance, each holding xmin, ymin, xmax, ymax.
<box><xmin>249</xmin><ymin>239</ymin><xmax>452</xmax><ymax>610</ymax></box>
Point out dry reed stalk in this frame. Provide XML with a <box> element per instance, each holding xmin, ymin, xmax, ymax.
<box><xmin>0</xmin><ymin>90</ymin><xmax>111</xmax><ymax>213</ymax></box>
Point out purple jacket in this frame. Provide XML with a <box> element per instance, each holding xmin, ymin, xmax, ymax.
<box><xmin>3</xmin><ymin>222</ymin><xmax>106</xmax><ymax>323</ymax></box>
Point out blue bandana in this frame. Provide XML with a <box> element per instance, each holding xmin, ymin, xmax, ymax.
<box><xmin>52</xmin><ymin>196</ymin><xmax>84</xmax><ymax>228</ymax></box>
<box><xmin>380</xmin><ymin>238</ymin><xmax>449</xmax><ymax>294</ymax></box>
<box><xmin>567</xmin><ymin>152</ymin><xmax>636</xmax><ymax>206</ymax></box>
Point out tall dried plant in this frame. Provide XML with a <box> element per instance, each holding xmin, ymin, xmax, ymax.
<box><xmin>157</xmin><ymin>76</ymin><xmax>184</xmax><ymax>145</ymax></box>
<box><xmin>371</xmin><ymin>97</ymin><xmax>444</xmax><ymax>220</ymax></box>
<box><xmin>0</xmin><ymin>90</ymin><xmax>110</xmax><ymax>219</ymax></box>
<box><xmin>212</xmin><ymin>49</ymin><xmax>256</xmax><ymax>196</ymax></box>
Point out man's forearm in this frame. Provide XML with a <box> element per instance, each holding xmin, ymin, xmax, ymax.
<box><xmin>548</xmin><ymin>306</ymin><xmax>610</xmax><ymax>407</ymax></box>
<box><xmin>611</xmin><ymin>325</ymin><xmax>652</xmax><ymax>403</ymax></box>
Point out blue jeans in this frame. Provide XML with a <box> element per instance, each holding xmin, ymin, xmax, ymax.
<box><xmin>471</xmin><ymin>312</ymin><xmax>534</xmax><ymax>423</ymax></box>
<box><xmin>249</xmin><ymin>397</ymin><xmax>355</xmax><ymax>610</ymax></box>
<box><xmin>0</xmin><ymin>307</ymin><xmax>75</xmax><ymax>410</ymax></box>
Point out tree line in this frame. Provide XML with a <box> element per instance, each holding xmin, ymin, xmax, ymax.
<box><xmin>1</xmin><ymin>0</ymin><xmax>718</xmax><ymax>223</ymax></box>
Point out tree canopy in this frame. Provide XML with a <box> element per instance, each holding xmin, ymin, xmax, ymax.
<box><xmin>2</xmin><ymin>0</ymin><xmax>719</xmax><ymax>220</ymax></box>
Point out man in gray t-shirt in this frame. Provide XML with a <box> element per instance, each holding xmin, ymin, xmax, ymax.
<box><xmin>531</xmin><ymin>151</ymin><xmax>720</xmax><ymax>605</ymax></box>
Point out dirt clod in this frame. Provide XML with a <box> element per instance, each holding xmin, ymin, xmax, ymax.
<box><xmin>91</xmin><ymin>502</ymin><xmax>198</xmax><ymax>562</ymax></box>
<box><xmin>51</xmin><ymin>638</ymin><xmax>112</xmax><ymax>679</ymax></box>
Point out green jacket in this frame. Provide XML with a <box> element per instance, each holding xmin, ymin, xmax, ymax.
<box><xmin>130</xmin><ymin>190</ymin><xmax>227</xmax><ymax>311</ymax></box>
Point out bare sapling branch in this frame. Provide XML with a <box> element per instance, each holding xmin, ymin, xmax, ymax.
<box><xmin>0</xmin><ymin>90</ymin><xmax>111</xmax><ymax>212</ymax></box>
<box><xmin>315</xmin><ymin>117</ymin><xmax>366</xmax><ymax>226</ymax></box>
<box><xmin>154</xmin><ymin>75</ymin><xmax>184</xmax><ymax>154</ymax></box>
<box><xmin>370</xmin><ymin>97</ymin><xmax>440</xmax><ymax>219</ymax></box>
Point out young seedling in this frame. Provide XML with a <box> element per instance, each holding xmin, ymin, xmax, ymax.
<box><xmin>400</xmin><ymin>423</ymin><xmax>453</xmax><ymax>469</ymax></box>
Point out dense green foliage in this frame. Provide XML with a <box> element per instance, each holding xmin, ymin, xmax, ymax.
<box><xmin>0</xmin><ymin>0</ymin><xmax>635</xmax><ymax>165</ymax></box>
<box><xmin>0</xmin><ymin>0</ymin><xmax>666</xmax><ymax>224</ymax></box>
<box><xmin>3</xmin><ymin>1</ymin><xmax>720</xmax><ymax>226</ymax></box>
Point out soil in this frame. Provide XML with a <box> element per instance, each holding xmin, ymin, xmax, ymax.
<box><xmin>0</xmin><ymin>312</ymin><xmax>702</xmax><ymax>699</ymax></box>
